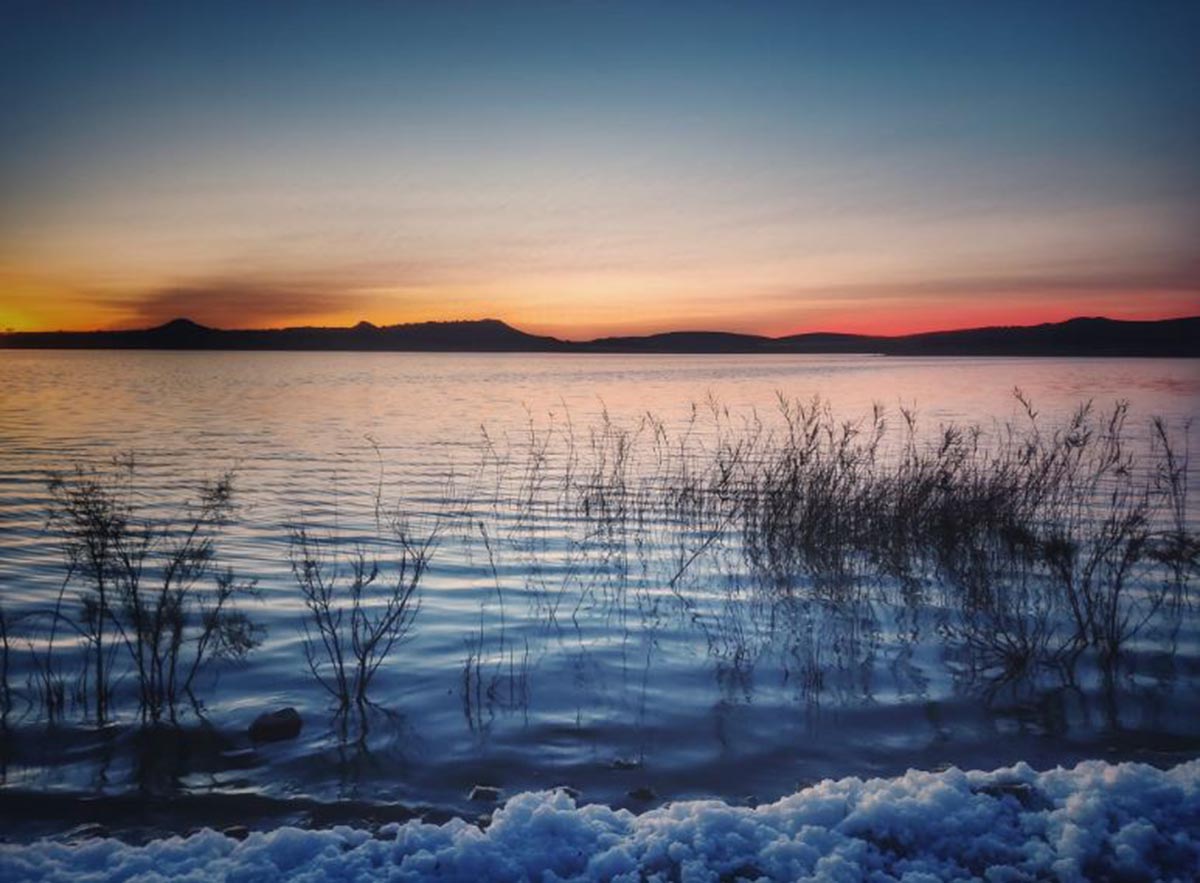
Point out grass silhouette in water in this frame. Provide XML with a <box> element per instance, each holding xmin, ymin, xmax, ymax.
<box><xmin>463</xmin><ymin>392</ymin><xmax>1196</xmax><ymax>689</ymax></box>
<box><xmin>38</xmin><ymin>460</ymin><xmax>261</xmax><ymax>725</ymax></box>
<box><xmin>289</xmin><ymin>523</ymin><xmax>434</xmax><ymax>725</ymax></box>
<box><xmin>2</xmin><ymin>393</ymin><xmax>1193</xmax><ymax>739</ymax></box>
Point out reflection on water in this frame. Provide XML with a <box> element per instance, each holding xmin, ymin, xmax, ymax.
<box><xmin>0</xmin><ymin>351</ymin><xmax>1197</xmax><ymax>831</ymax></box>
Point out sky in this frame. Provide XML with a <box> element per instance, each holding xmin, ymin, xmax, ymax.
<box><xmin>1</xmin><ymin>0</ymin><xmax>1198</xmax><ymax>338</ymax></box>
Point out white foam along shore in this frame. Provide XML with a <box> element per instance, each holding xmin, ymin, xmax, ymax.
<box><xmin>2</xmin><ymin>760</ymin><xmax>1198</xmax><ymax>882</ymax></box>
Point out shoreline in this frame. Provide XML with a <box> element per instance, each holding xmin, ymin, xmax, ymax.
<box><xmin>3</xmin><ymin>759</ymin><xmax>1197</xmax><ymax>881</ymax></box>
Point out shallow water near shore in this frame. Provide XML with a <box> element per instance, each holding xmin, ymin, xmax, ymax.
<box><xmin>1</xmin><ymin>351</ymin><xmax>1198</xmax><ymax>836</ymax></box>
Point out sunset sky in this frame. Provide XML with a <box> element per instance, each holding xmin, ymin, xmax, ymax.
<box><xmin>2</xmin><ymin>1</ymin><xmax>1197</xmax><ymax>338</ymax></box>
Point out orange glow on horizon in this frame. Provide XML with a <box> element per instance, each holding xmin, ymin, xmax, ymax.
<box><xmin>5</xmin><ymin>292</ymin><xmax>1198</xmax><ymax>340</ymax></box>
<box><xmin>760</xmin><ymin>296</ymin><xmax>1200</xmax><ymax>340</ymax></box>
<box><xmin>3</xmin><ymin>264</ymin><xmax>1197</xmax><ymax>339</ymax></box>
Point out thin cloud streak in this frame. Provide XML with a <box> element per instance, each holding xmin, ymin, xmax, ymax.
<box><xmin>103</xmin><ymin>281</ymin><xmax>373</xmax><ymax>330</ymax></box>
<box><xmin>765</xmin><ymin>265</ymin><xmax>1200</xmax><ymax>304</ymax></box>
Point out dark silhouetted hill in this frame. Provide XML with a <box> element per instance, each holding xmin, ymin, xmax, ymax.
<box><xmin>0</xmin><ymin>318</ymin><xmax>564</xmax><ymax>352</ymax></box>
<box><xmin>763</xmin><ymin>332</ymin><xmax>877</xmax><ymax>353</ymax></box>
<box><xmin>872</xmin><ymin>316</ymin><xmax>1200</xmax><ymax>357</ymax></box>
<box><xmin>1</xmin><ymin>315</ymin><xmax>1196</xmax><ymax>357</ymax></box>
<box><xmin>581</xmin><ymin>331</ymin><xmax>769</xmax><ymax>353</ymax></box>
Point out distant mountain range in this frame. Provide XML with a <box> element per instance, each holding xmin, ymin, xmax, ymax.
<box><xmin>1</xmin><ymin>315</ymin><xmax>1197</xmax><ymax>357</ymax></box>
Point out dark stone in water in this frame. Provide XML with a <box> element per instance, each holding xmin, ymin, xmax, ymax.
<box><xmin>628</xmin><ymin>786</ymin><xmax>657</xmax><ymax>802</ymax></box>
<box><xmin>221</xmin><ymin>825</ymin><xmax>250</xmax><ymax>841</ymax></box>
<box><xmin>469</xmin><ymin>785</ymin><xmax>502</xmax><ymax>802</ymax></box>
<box><xmin>248</xmin><ymin>708</ymin><xmax>302</xmax><ymax>743</ymax></box>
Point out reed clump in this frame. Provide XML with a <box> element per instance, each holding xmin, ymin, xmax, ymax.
<box><xmin>289</xmin><ymin>521</ymin><xmax>433</xmax><ymax>717</ymax></box>
<box><xmin>20</xmin><ymin>459</ymin><xmax>262</xmax><ymax>725</ymax></box>
<box><xmin>747</xmin><ymin>396</ymin><xmax>1193</xmax><ymax>665</ymax></box>
<box><xmin>472</xmin><ymin>393</ymin><xmax>1195</xmax><ymax>681</ymax></box>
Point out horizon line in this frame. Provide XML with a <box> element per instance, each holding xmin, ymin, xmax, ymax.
<box><xmin>6</xmin><ymin>312</ymin><xmax>1199</xmax><ymax>344</ymax></box>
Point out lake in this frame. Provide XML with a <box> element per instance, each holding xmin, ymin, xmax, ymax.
<box><xmin>1</xmin><ymin>351</ymin><xmax>1198</xmax><ymax>835</ymax></box>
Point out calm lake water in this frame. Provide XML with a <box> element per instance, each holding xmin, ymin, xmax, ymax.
<box><xmin>1</xmin><ymin>351</ymin><xmax>1198</xmax><ymax>831</ymax></box>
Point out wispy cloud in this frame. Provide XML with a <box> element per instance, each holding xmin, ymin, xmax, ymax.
<box><xmin>105</xmin><ymin>279</ymin><xmax>375</xmax><ymax>329</ymax></box>
<box><xmin>765</xmin><ymin>262</ymin><xmax>1200</xmax><ymax>305</ymax></box>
